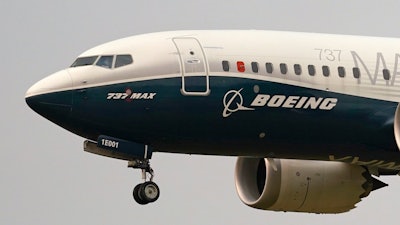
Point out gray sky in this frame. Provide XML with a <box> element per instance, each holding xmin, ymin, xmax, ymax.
<box><xmin>2</xmin><ymin>0</ymin><xmax>400</xmax><ymax>224</ymax></box>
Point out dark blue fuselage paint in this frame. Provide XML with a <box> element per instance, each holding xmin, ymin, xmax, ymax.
<box><xmin>25</xmin><ymin>76</ymin><xmax>400</xmax><ymax>164</ymax></box>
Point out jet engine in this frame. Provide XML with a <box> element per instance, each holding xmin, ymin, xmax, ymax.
<box><xmin>235</xmin><ymin>158</ymin><xmax>386</xmax><ymax>213</ymax></box>
<box><xmin>394</xmin><ymin>104</ymin><xmax>400</xmax><ymax>150</ymax></box>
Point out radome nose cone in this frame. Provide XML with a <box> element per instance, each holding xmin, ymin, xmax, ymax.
<box><xmin>25</xmin><ymin>91</ymin><xmax>72</xmax><ymax>113</ymax></box>
<box><xmin>25</xmin><ymin>70</ymin><xmax>73</xmax><ymax>120</ymax></box>
<box><xmin>25</xmin><ymin>70</ymin><xmax>72</xmax><ymax>98</ymax></box>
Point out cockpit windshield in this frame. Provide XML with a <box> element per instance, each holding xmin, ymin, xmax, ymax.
<box><xmin>70</xmin><ymin>56</ymin><xmax>98</xmax><ymax>67</ymax></box>
<box><xmin>115</xmin><ymin>55</ymin><xmax>133</xmax><ymax>68</ymax></box>
<box><xmin>96</xmin><ymin>55</ymin><xmax>114</xmax><ymax>68</ymax></box>
<box><xmin>70</xmin><ymin>54</ymin><xmax>133</xmax><ymax>69</ymax></box>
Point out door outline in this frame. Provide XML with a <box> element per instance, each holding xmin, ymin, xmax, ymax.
<box><xmin>172</xmin><ymin>37</ymin><xmax>210</xmax><ymax>96</ymax></box>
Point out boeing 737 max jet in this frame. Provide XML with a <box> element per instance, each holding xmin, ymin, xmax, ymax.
<box><xmin>25</xmin><ymin>30</ymin><xmax>400</xmax><ymax>213</ymax></box>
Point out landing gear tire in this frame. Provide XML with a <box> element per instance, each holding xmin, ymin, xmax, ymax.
<box><xmin>133</xmin><ymin>184</ymin><xmax>148</xmax><ymax>205</ymax></box>
<box><xmin>139</xmin><ymin>181</ymin><xmax>160</xmax><ymax>203</ymax></box>
<box><xmin>132</xmin><ymin>182</ymin><xmax>160</xmax><ymax>204</ymax></box>
<box><xmin>129</xmin><ymin>159</ymin><xmax>160</xmax><ymax>205</ymax></box>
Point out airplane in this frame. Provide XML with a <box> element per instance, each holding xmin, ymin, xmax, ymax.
<box><xmin>25</xmin><ymin>30</ymin><xmax>400</xmax><ymax>213</ymax></box>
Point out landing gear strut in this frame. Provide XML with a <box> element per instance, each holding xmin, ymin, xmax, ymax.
<box><xmin>128</xmin><ymin>159</ymin><xmax>160</xmax><ymax>205</ymax></box>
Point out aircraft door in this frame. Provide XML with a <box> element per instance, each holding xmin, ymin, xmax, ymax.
<box><xmin>172</xmin><ymin>37</ymin><xmax>210</xmax><ymax>96</ymax></box>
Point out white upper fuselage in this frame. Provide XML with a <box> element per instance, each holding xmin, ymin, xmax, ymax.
<box><xmin>26</xmin><ymin>30</ymin><xmax>400</xmax><ymax>104</ymax></box>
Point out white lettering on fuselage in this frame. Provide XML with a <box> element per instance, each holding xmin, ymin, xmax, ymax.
<box><xmin>222</xmin><ymin>89</ymin><xmax>338</xmax><ymax>117</ymax></box>
<box><xmin>250</xmin><ymin>94</ymin><xmax>337</xmax><ymax>110</ymax></box>
<box><xmin>107</xmin><ymin>88</ymin><xmax>156</xmax><ymax>101</ymax></box>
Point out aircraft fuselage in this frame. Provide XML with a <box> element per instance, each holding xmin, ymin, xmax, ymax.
<box><xmin>25</xmin><ymin>30</ymin><xmax>400</xmax><ymax>171</ymax></box>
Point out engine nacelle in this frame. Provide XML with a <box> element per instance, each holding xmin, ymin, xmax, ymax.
<box><xmin>235</xmin><ymin>158</ymin><xmax>376</xmax><ymax>213</ymax></box>
<box><xmin>394</xmin><ymin>104</ymin><xmax>400</xmax><ymax>150</ymax></box>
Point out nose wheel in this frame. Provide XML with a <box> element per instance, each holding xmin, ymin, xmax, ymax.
<box><xmin>133</xmin><ymin>181</ymin><xmax>160</xmax><ymax>204</ymax></box>
<box><xmin>128</xmin><ymin>159</ymin><xmax>160</xmax><ymax>205</ymax></box>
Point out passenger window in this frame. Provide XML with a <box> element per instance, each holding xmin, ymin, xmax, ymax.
<box><xmin>222</xmin><ymin>60</ymin><xmax>230</xmax><ymax>72</ymax></box>
<box><xmin>251</xmin><ymin>62</ymin><xmax>259</xmax><ymax>73</ymax></box>
<box><xmin>338</xmin><ymin>67</ymin><xmax>345</xmax><ymax>78</ymax></box>
<box><xmin>70</xmin><ymin>56</ymin><xmax>98</xmax><ymax>67</ymax></box>
<box><xmin>308</xmin><ymin>65</ymin><xmax>315</xmax><ymax>76</ymax></box>
<box><xmin>265</xmin><ymin>63</ymin><xmax>273</xmax><ymax>73</ymax></box>
<box><xmin>280</xmin><ymin>63</ymin><xmax>287</xmax><ymax>74</ymax></box>
<box><xmin>353</xmin><ymin>67</ymin><xmax>360</xmax><ymax>78</ymax></box>
<box><xmin>96</xmin><ymin>55</ymin><xmax>114</xmax><ymax>69</ymax></box>
<box><xmin>115</xmin><ymin>55</ymin><xmax>133</xmax><ymax>68</ymax></box>
<box><xmin>383</xmin><ymin>69</ymin><xmax>390</xmax><ymax>80</ymax></box>
<box><xmin>294</xmin><ymin>64</ymin><xmax>302</xmax><ymax>75</ymax></box>
<box><xmin>322</xmin><ymin>66</ymin><xmax>330</xmax><ymax>77</ymax></box>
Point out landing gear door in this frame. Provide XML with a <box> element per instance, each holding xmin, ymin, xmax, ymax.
<box><xmin>172</xmin><ymin>37</ymin><xmax>210</xmax><ymax>96</ymax></box>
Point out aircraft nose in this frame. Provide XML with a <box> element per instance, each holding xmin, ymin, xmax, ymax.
<box><xmin>25</xmin><ymin>70</ymin><xmax>73</xmax><ymax>121</ymax></box>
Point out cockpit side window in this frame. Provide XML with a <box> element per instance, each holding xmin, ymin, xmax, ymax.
<box><xmin>70</xmin><ymin>56</ymin><xmax>98</xmax><ymax>67</ymax></box>
<box><xmin>115</xmin><ymin>55</ymin><xmax>133</xmax><ymax>68</ymax></box>
<box><xmin>96</xmin><ymin>55</ymin><xmax>114</xmax><ymax>69</ymax></box>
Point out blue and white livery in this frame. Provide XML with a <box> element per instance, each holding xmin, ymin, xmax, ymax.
<box><xmin>25</xmin><ymin>30</ymin><xmax>400</xmax><ymax>213</ymax></box>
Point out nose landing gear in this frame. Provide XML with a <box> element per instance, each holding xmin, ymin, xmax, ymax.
<box><xmin>128</xmin><ymin>159</ymin><xmax>160</xmax><ymax>205</ymax></box>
